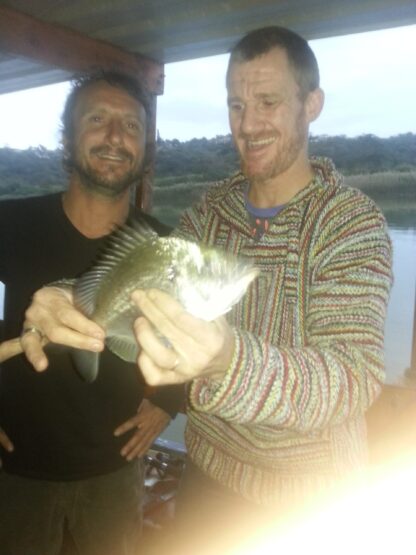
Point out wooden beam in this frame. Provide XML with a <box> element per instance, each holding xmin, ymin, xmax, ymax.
<box><xmin>0</xmin><ymin>6</ymin><xmax>164</xmax><ymax>95</ymax></box>
<box><xmin>136</xmin><ymin>95</ymin><xmax>158</xmax><ymax>213</ymax></box>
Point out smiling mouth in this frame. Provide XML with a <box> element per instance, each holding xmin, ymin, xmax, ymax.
<box><xmin>91</xmin><ymin>146</ymin><xmax>132</xmax><ymax>163</ymax></box>
<box><xmin>97</xmin><ymin>152</ymin><xmax>126</xmax><ymax>162</ymax></box>
<box><xmin>247</xmin><ymin>137</ymin><xmax>276</xmax><ymax>150</ymax></box>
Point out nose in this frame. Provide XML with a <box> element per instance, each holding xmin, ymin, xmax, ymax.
<box><xmin>105</xmin><ymin>118</ymin><xmax>124</xmax><ymax>145</ymax></box>
<box><xmin>240</xmin><ymin>105</ymin><xmax>262</xmax><ymax>136</ymax></box>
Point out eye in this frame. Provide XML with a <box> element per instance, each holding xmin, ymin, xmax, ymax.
<box><xmin>85</xmin><ymin>114</ymin><xmax>105</xmax><ymax>127</ymax></box>
<box><xmin>261</xmin><ymin>98</ymin><xmax>278</xmax><ymax>109</ymax></box>
<box><xmin>229</xmin><ymin>102</ymin><xmax>244</xmax><ymax>113</ymax></box>
<box><xmin>125</xmin><ymin>120</ymin><xmax>142</xmax><ymax>133</ymax></box>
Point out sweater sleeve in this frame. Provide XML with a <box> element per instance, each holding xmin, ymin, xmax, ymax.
<box><xmin>188</xmin><ymin>194</ymin><xmax>393</xmax><ymax>433</ymax></box>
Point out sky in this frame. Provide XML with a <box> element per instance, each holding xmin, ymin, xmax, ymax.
<box><xmin>0</xmin><ymin>24</ymin><xmax>415</xmax><ymax>150</ymax></box>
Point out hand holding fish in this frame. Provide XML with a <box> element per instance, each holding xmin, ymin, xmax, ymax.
<box><xmin>22</xmin><ymin>286</ymin><xmax>105</xmax><ymax>372</ymax></box>
<box><xmin>132</xmin><ymin>289</ymin><xmax>236</xmax><ymax>386</ymax></box>
<box><xmin>114</xmin><ymin>399</ymin><xmax>171</xmax><ymax>460</ymax></box>
<box><xmin>20</xmin><ymin>222</ymin><xmax>257</xmax><ymax>381</ymax></box>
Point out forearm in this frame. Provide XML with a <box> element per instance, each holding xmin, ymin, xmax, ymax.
<box><xmin>0</xmin><ymin>338</ymin><xmax>22</xmax><ymax>363</ymax></box>
<box><xmin>189</xmin><ymin>329</ymin><xmax>385</xmax><ymax>431</ymax></box>
<box><xmin>189</xmin><ymin>222</ymin><xmax>393</xmax><ymax>431</ymax></box>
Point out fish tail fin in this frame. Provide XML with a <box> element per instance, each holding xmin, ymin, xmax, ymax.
<box><xmin>70</xmin><ymin>348</ymin><xmax>100</xmax><ymax>383</ymax></box>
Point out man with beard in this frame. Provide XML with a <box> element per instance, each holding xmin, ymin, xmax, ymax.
<box><xmin>20</xmin><ymin>27</ymin><xmax>392</xmax><ymax>548</ymax></box>
<box><xmin>0</xmin><ymin>71</ymin><xmax>182</xmax><ymax>555</ymax></box>
<box><xmin>117</xmin><ymin>26</ymin><xmax>392</xmax><ymax>537</ymax></box>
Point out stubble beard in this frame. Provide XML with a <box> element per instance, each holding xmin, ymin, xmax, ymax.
<box><xmin>75</xmin><ymin>162</ymin><xmax>142</xmax><ymax>198</ymax></box>
<box><xmin>241</xmin><ymin>113</ymin><xmax>308</xmax><ymax>186</ymax></box>
<box><xmin>70</xmin><ymin>146</ymin><xmax>144</xmax><ymax>199</ymax></box>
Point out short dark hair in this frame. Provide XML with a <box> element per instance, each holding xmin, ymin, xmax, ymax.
<box><xmin>227</xmin><ymin>26</ymin><xmax>320</xmax><ymax>99</ymax></box>
<box><xmin>61</xmin><ymin>69</ymin><xmax>150</xmax><ymax>145</ymax></box>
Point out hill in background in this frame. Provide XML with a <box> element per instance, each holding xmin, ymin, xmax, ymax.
<box><xmin>0</xmin><ymin>133</ymin><xmax>415</xmax><ymax>226</ymax></box>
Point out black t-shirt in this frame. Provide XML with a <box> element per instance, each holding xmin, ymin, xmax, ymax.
<box><xmin>0</xmin><ymin>192</ymin><xmax>179</xmax><ymax>480</ymax></box>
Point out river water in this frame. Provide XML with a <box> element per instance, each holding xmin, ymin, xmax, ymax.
<box><xmin>384</xmin><ymin>224</ymin><xmax>416</xmax><ymax>385</ymax></box>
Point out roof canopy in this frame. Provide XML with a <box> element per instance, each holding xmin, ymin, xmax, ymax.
<box><xmin>1</xmin><ymin>0</ymin><xmax>415</xmax><ymax>94</ymax></box>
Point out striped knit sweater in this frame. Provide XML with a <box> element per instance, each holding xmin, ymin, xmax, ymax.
<box><xmin>174</xmin><ymin>157</ymin><xmax>393</xmax><ymax>507</ymax></box>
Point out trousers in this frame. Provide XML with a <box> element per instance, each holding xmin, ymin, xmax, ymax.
<box><xmin>0</xmin><ymin>459</ymin><xmax>144</xmax><ymax>555</ymax></box>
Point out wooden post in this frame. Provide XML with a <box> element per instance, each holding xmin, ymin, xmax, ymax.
<box><xmin>136</xmin><ymin>95</ymin><xmax>158</xmax><ymax>212</ymax></box>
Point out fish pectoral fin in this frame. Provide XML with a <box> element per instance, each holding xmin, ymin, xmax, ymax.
<box><xmin>70</xmin><ymin>348</ymin><xmax>100</xmax><ymax>383</ymax></box>
<box><xmin>106</xmin><ymin>336</ymin><xmax>139</xmax><ymax>363</ymax></box>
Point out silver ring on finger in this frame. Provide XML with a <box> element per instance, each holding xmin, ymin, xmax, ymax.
<box><xmin>21</xmin><ymin>326</ymin><xmax>45</xmax><ymax>342</ymax></box>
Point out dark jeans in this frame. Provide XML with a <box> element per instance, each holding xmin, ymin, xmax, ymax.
<box><xmin>0</xmin><ymin>460</ymin><xmax>144</xmax><ymax>555</ymax></box>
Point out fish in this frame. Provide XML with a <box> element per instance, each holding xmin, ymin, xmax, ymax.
<box><xmin>71</xmin><ymin>219</ymin><xmax>259</xmax><ymax>382</ymax></box>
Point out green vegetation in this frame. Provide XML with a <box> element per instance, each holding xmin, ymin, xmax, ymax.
<box><xmin>0</xmin><ymin>146</ymin><xmax>65</xmax><ymax>199</ymax></box>
<box><xmin>152</xmin><ymin>133</ymin><xmax>416</xmax><ymax>227</ymax></box>
<box><xmin>0</xmin><ymin>133</ymin><xmax>414</xmax><ymax>228</ymax></box>
<box><xmin>154</xmin><ymin>132</ymin><xmax>416</xmax><ymax>182</ymax></box>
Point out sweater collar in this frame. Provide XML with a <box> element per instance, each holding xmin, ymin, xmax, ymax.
<box><xmin>210</xmin><ymin>157</ymin><xmax>342</xmax><ymax>235</ymax></box>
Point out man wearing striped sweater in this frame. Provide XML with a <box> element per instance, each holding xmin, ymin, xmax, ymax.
<box><xmin>22</xmin><ymin>26</ymin><xmax>393</xmax><ymax>546</ymax></box>
<box><xmin>132</xmin><ymin>26</ymin><xmax>393</xmax><ymax>530</ymax></box>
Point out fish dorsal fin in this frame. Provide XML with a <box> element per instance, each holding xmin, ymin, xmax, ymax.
<box><xmin>74</xmin><ymin>219</ymin><xmax>159</xmax><ymax>317</ymax></box>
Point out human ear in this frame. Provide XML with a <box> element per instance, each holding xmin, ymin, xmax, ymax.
<box><xmin>61</xmin><ymin>136</ymin><xmax>70</xmax><ymax>161</ymax></box>
<box><xmin>305</xmin><ymin>88</ymin><xmax>325</xmax><ymax>123</ymax></box>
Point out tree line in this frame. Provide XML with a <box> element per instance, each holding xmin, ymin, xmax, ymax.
<box><xmin>155</xmin><ymin>132</ymin><xmax>415</xmax><ymax>183</ymax></box>
<box><xmin>0</xmin><ymin>133</ymin><xmax>414</xmax><ymax>199</ymax></box>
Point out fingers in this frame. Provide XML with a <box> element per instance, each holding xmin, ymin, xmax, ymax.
<box><xmin>0</xmin><ymin>427</ymin><xmax>14</xmax><ymax>452</ymax></box>
<box><xmin>20</xmin><ymin>331</ymin><xmax>49</xmax><ymax>372</ymax></box>
<box><xmin>138</xmin><ymin>348</ymin><xmax>188</xmax><ymax>386</ymax></box>
<box><xmin>115</xmin><ymin>400</ymin><xmax>171</xmax><ymax>460</ymax></box>
<box><xmin>21</xmin><ymin>287</ymin><xmax>105</xmax><ymax>372</ymax></box>
<box><xmin>132</xmin><ymin>289</ymin><xmax>199</xmax><ymax>342</ymax></box>
<box><xmin>45</xmin><ymin>308</ymin><xmax>104</xmax><ymax>346</ymax></box>
<box><xmin>114</xmin><ymin>415</ymin><xmax>144</xmax><ymax>459</ymax></box>
<box><xmin>0</xmin><ymin>338</ymin><xmax>23</xmax><ymax>363</ymax></box>
<box><xmin>114</xmin><ymin>413</ymin><xmax>142</xmax><ymax>459</ymax></box>
<box><xmin>132</xmin><ymin>289</ymin><xmax>233</xmax><ymax>386</ymax></box>
<box><xmin>26</xmin><ymin>287</ymin><xmax>105</xmax><ymax>346</ymax></box>
<box><xmin>134</xmin><ymin>317</ymin><xmax>179</xmax><ymax>371</ymax></box>
<box><xmin>40</xmin><ymin>323</ymin><xmax>104</xmax><ymax>352</ymax></box>
<box><xmin>132</xmin><ymin>289</ymin><xmax>199</xmax><ymax>381</ymax></box>
<box><xmin>134</xmin><ymin>317</ymin><xmax>189</xmax><ymax>385</ymax></box>
<box><xmin>114</xmin><ymin>415</ymin><xmax>137</xmax><ymax>438</ymax></box>
<box><xmin>120</xmin><ymin>430</ymin><xmax>154</xmax><ymax>460</ymax></box>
